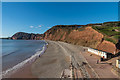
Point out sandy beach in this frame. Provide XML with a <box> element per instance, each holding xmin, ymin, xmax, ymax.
<box><xmin>9</xmin><ymin>63</ymin><xmax>36</xmax><ymax>78</ymax></box>
<box><xmin>8</xmin><ymin>40</ymin><xmax>85</xmax><ymax>78</ymax></box>
<box><xmin>8</xmin><ymin>40</ymin><xmax>118</xmax><ymax>78</ymax></box>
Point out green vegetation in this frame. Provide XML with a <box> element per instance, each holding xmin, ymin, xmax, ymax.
<box><xmin>92</xmin><ymin>21</ymin><xmax>120</xmax><ymax>44</ymax></box>
<box><xmin>104</xmin><ymin>37</ymin><xmax>117</xmax><ymax>44</ymax></box>
<box><xmin>93</xmin><ymin>26</ymin><xmax>120</xmax><ymax>36</ymax></box>
<box><xmin>49</xmin><ymin>22</ymin><xmax>120</xmax><ymax>44</ymax></box>
<box><xmin>78</xmin><ymin>26</ymin><xmax>86</xmax><ymax>31</ymax></box>
<box><xmin>113</xmin><ymin>35</ymin><xmax>120</xmax><ymax>39</ymax></box>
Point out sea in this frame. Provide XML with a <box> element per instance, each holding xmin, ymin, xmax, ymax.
<box><xmin>0</xmin><ymin>39</ymin><xmax>48</xmax><ymax>77</ymax></box>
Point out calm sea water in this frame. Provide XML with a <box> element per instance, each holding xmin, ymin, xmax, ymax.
<box><xmin>1</xmin><ymin>39</ymin><xmax>46</xmax><ymax>71</ymax></box>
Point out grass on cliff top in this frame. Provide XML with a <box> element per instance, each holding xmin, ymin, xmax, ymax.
<box><xmin>92</xmin><ymin>22</ymin><xmax>120</xmax><ymax>44</ymax></box>
<box><xmin>92</xmin><ymin>26</ymin><xmax>120</xmax><ymax>36</ymax></box>
<box><xmin>104</xmin><ymin>37</ymin><xmax>117</xmax><ymax>44</ymax></box>
<box><xmin>112</xmin><ymin>35</ymin><xmax>120</xmax><ymax>39</ymax></box>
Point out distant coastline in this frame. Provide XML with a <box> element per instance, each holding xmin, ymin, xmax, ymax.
<box><xmin>2</xmin><ymin>21</ymin><xmax>120</xmax><ymax>78</ymax></box>
<box><xmin>2</xmin><ymin>21</ymin><xmax>120</xmax><ymax>54</ymax></box>
<box><xmin>3</xmin><ymin>21</ymin><xmax>120</xmax><ymax>40</ymax></box>
<box><xmin>0</xmin><ymin>38</ymin><xmax>11</xmax><ymax>39</ymax></box>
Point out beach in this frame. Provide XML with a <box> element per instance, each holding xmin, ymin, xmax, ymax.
<box><xmin>8</xmin><ymin>40</ymin><xmax>85</xmax><ymax>78</ymax></box>
<box><xmin>8</xmin><ymin>40</ymin><xmax>118</xmax><ymax>78</ymax></box>
<box><xmin>2</xmin><ymin>2</ymin><xmax>119</xmax><ymax>79</ymax></box>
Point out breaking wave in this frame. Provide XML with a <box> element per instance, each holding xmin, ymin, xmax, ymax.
<box><xmin>1</xmin><ymin>41</ymin><xmax>48</xmax><ymax>78</ymax></box>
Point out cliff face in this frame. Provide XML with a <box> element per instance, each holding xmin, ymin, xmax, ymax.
<box><xmin>68</xmin><ymin>27</ymin><xmax>103</xmax><ymax>48</ymax></box>
<box><xmin>11</xmin><ymin>21</ymin><xmax>120</xmax><ymax>54</ymax></box>
<box><xmin>96</xmin><ymin>40</ymin><xmax>116</xmax><ymax>54</ymax></box>
<box><xmin>43</xmin><ymin>26</ymin><xmax>103</xmax><ymax>48</ymax></box>
<box><xmin>43</xmin><ymin>25</ymin><xmax>117</xmax><ymax>54</ymax></box>
<box><xmin>12</xmin><ymin>32</ymin><xmax>43</xmax><ymax>40</ymax></box>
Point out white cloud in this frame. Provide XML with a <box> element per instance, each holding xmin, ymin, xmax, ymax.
<box><xmin>29</xmin><ymin>25</ymin><xmax>42</xmax><ymax>29</ymax></box>
<box><xmin>38</xmin><ymin>25</ymin><xmax>42</xmax><ymax>27</ymax></box>
<box><xmin>30</xmin><ymin>26</ymin><xmax>34</xmax><ymax>28</ymax></box>
<box><xmin>47</xmin><ymin>27</ymin><xmax>51</xmax><ymax>28</ymax></box>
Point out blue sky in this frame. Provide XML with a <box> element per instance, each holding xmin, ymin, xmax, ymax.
<box><xmin>2</xmin><ymin>2</ymin><xmax>118</xmax><ymax>37</ymax></box>
<box><xmin>2</xmin><ymin>0</ymin><xmax>120</xmax><ymax>2</ymax></box>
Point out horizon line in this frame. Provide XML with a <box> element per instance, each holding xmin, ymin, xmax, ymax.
<box><xmin>1</xmin><ymin>20</ymin><xmax>120</xmax><ymax>38</ymax></box>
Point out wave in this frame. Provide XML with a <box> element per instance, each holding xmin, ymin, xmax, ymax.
<box><xmin>1</xmin><ymin>41</ymin><xmax>48</xmax><ymax>78</ymax></box>
<box><xmin>2</xmin><ymin>50</ymin><xmax>19</xmax><ymax>58</ymax></box>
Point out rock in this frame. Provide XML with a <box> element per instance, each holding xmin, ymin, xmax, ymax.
<box><xmin>11</xmin><ymin>32</ymin><xmax>43</xmax><ymax>40</ymax></box>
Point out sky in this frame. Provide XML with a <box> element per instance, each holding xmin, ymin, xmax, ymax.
<box><xmin>2</xmin><ymin>0</ymin><xmax>120</xmax><ymax>2</ymax></box>
<box><xmin>2</xmin><ymin>2</ymin><xmax>119</xmax><ymax>37</ymax></box>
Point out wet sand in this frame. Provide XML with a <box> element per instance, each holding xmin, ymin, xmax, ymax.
<box><xmin>9</xmin><ymin>63</ymin><xmax>36</xmax><ymax>78</ymax></box>
<box><xmin>31</xmin><ymin>40</ymin><xmax>89</xmax><ymax>78</ymax></box>
<box><xmin>9</xmin><ymin>40</ymin><xmax>84</xmax><ymax>78</ymax></box>
<box><xmin>7</xmin><ymin>40</ymin><xmax>118</xmax><ymax>78</ymax></box>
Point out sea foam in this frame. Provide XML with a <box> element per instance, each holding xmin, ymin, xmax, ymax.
<box><xmin>1</xmin><ymin>41</ymin><xmax>48</xmax><ymax>78</ymax></box>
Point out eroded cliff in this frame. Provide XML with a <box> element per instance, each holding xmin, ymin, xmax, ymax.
<box><xmin>11</xmin><ymin>21</ymin><xmax>120</xmax><ymax>54</ymax></box>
